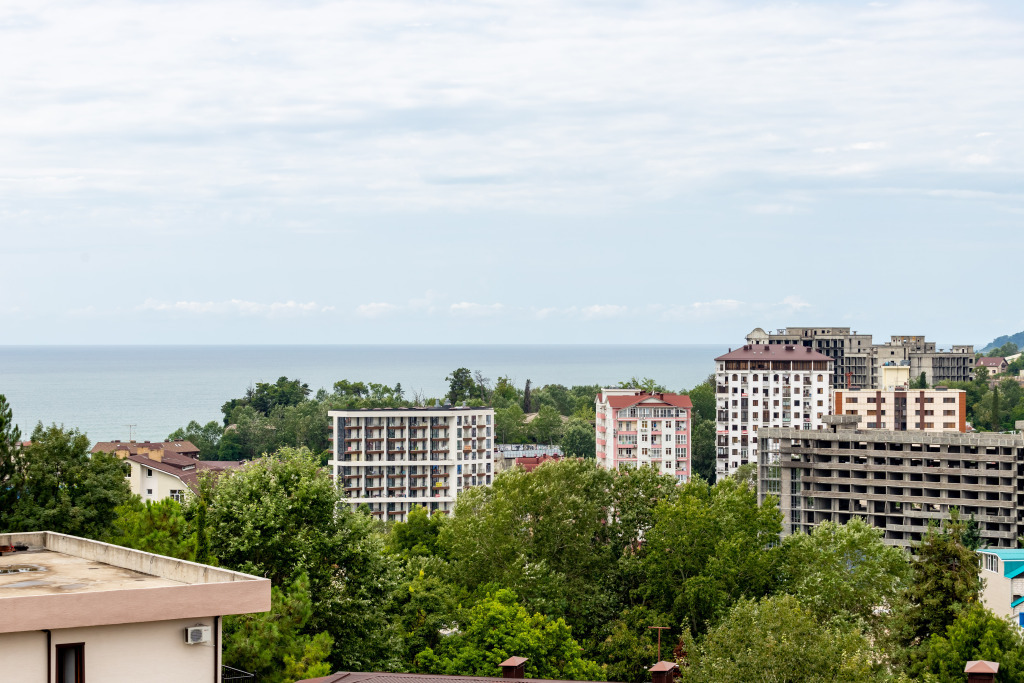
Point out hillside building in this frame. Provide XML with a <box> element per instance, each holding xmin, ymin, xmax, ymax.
<box><xmin>594</xmin><ymin>389</ymin><xmax>692</xmax><ymax>481</ymax></box>
<box><xmin>715</xmin><ymin>344</ymin><xmax>833</xmax><ymax>478</ymax></box>
<box><xmin>93</xmin><ymin>440</ymin><xmax>243</xmax><ymax>503</ymax></box>
<box><xmin>328</xmin><ymin>406</ymin><xmax>495</xmax><ymax>521</ymax></box>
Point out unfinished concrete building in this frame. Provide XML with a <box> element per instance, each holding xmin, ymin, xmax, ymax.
<box><xmin>757</xmin><ymin>416</ymin><xmax>1024</xmax><ymax>549</ymax></box>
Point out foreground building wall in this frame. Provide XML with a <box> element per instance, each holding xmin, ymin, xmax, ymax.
<box><xmin>832</xmin><ymin>387</ymin><xmax>966</xmax><ymax>432</ymax></box>
<box><xmin>329</xmin><ymin>407</ymin><xmax>495</xmax><ymax>521</ymax></box>
<box><xmin>758</xmin><ymin>419</ymin><xmax>1024</xmax><ymax>549</ymax></box>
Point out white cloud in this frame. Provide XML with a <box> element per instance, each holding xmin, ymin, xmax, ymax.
<box><xmin>450</xmin><ymin>302</ymin><xmax>503</xmax><ymax>316</ymax></box>
<box><xmin>355</xmin><ymin>302</ymin><xmax>399</xmax><ymax>318</ymax></box>
<box><xmin>139</xmin><ymin>298</ymin><xmax>328</xmax><ymax>316</ymax></box>
<box><xmin>580</xmin><ymin>304</ymin><xmax>628</xmax><ymax>319</ymax></box>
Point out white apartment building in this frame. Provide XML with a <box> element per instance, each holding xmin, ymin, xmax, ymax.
<box><xmin>595</xmin><ymin>389</ymin><xmax>693</xmax><ymax>482</ymax></box>
<box><xmin>715</xmin><ymin>344</ymin><xmax>833</xmax><ymax>478</ymax></box>
<box><xmin>328</xmin><ymin>407</ymin><xmax>495</xmax><ymax>521</ymax></box>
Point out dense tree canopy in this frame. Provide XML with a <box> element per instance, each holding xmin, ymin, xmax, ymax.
<box><xmin>1</xmin><ymin>422</ymin><xmax>131</xmax><ymax>539</ymax></box>
<box><xmin>414</xmin><ymin>589</ymin><xmax>604</xmax><ymax>681</ymax></box>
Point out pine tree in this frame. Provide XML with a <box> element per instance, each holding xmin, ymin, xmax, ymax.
<box><xmin>991</xmin><ymin>386</ymin><xmax>1001</xmax><ymax>431</ymax></box>
<box><xmin>0</xmin><ymin>394</ymin><xmax>23</xmax><ymax>514</ymax></box>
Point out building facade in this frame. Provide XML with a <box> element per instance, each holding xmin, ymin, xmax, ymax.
<box><xmin>715</xmin><ymin>344</ymin><xmax>833</xmax><ymax>478</ymax></box>
<box><xmin>328</xmin><ymin>407</ymin><xmax>495</xmax><ymax>521</ymax></box>
<box><xmin>747</xmin><ymin>328</ymin><xmax>975</xmax><ymax>388</ymax></box>
<box><xmin>747</xmin><ymin>327</ymin><xmax>872</xmax><ymax>389</ymax></box>
<box><xmin>832</xmin><ymin>387</ymin><xmax>967</xmax><ymax>432</ymax></box>
<box><xmin>93</xmin><ymin>440</ymin><xmax>243</xmax><ymax>503</ymax></box>
<box><xmin>0</xmin><ymin>531</ymin><xmax>270</xmax><ymax>683</ymax></box>
<box><xmin>595</xmin><ymin>389</ymin><xmax>692</xmax><ymax>481</ymax></box>
<box><xmin>757</xmin><ymin>417</ymin><xmax>1024</xmax><ymax>549</ymax></box>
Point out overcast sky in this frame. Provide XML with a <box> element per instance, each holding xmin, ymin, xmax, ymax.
<box><xmin>2</xmin><ymin>0</ymin><xmax>1022</xmax><ymax>346</ymax></box>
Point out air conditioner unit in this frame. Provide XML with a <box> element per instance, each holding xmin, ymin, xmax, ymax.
<box><xmin>184</xmin><ymin>625</ymin><xmax>212</xmax><ymax>645</ymax></box>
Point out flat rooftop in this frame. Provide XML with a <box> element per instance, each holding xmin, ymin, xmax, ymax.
<box><xmin>0</xmin><ymin>549</ymin><xmax>185</xmax><ymax>598</ymax></box>
<box><xmin>0</xmin><ymin>532</ymin><xmax>270</xmax><ymax>633</ymax></box>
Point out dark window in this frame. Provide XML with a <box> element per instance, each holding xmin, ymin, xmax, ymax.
<box><xmin>57</xmin><ymin>643</ymin><xmax>85</xmax><ymax>683</ymax></box>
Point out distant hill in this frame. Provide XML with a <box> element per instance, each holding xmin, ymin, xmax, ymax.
<box><xmin>981</xmin><ymin>331</ymin><xmax>1024</xmax><ymax>353</ymax></box>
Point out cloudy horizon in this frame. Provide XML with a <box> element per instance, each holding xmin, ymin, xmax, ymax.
<box><xmin>2</xmin><ymin>0</ymin><xmax>1022</xmax><ymax>346</ymax></box>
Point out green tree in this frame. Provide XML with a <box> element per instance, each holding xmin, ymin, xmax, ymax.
<box><xmin>618</xmin><ymin>377</ymin><xmax>667</xmax><ymax>393</ymax></box>
<box><xmin>492</xmin><ymin>376</ymin><xmax>521</xmax><ymax>409</ymax></box>
<box><xmin>391</xmin><ymin>556</ymin><xmax>462</xmax><ymax>669</ymax></box>
<box><xmin>639</xmin><ymin>477</ymin><xmax>783</xmax><ymax>635</ymax></box>
<box><xmin>207</xmin><ymin>447</ymin><xmax>401</xmax><ymax>670</ymax></box>
<box><xmin>0</xmin><ymin>394</ymin><xmax>22</xmax><ymax>515</ymax></box>
<box><xmin>223</xmin><ymin>572</ymin><xmax>334</xmax><ymax>683</ymax></box>
<box><xmin>167</xmin><ymin>419</ymin><xmax>224</xmax><ymax>460</ymax></box>
<box><xmin>2</xmin><ymin>423</ymin><xmax>131</xmax><ymax>539</ymax></box>
<box><xmin>913</xmin><ymin>604</ymin><xmax>1024</xmax><ymax>682</ymax></box>
<box><xmin>441</xmin><ymin>459</ymin><xmax>619</xmax><ymax>641</ymax></box>
<box><xmin>679</xmin><ymin>594</ymin><xmax>882</xmax><ymax>683</ymax></box>
<box><xmin>495</xmin><ymin>404</ymin><xmax>527</xmax><ymax>443</ymax></box>
<box><xmin>912</xmin><ymin>372</ymin><xmax>928</xmax><ymax>389</ymax></box>
<box><xmin>110</xmin><ymin>497</ymin><xmax>196</xmax><ymax>559</ymax></box>
<box><xmin>529</xmin><ymin>405</ymin><xmax>564</xmax><ymax>444</ymax></box>
<box><xmin>560</xmin><ymin>417</ymin><xmax>596</xmax><ymax>458</ymax></box>
<box><xmin>598</xmin><ymin>605</ymin><xmax>673</xmax><ymax>683</ymax></box>
<box><xmin>684</xmin><ymin>376</ymin><xmax>715</xmax><ymax>423</ymax></box>
<box><xmin>690</xmin><ymin>420</ymin><xmax>716</xmax><ymax>483</ymax></box>
<box><xmin>446</xmin><ymin>368</ymin><xmax>478</xmax><ymax>405</ymax></box>
<box><xmin>899</xmin><ymin>511</ymin><xmax>982</xmax><ymax>647</ymax></box>
<box><xmin>386</xmin><ymin>504</ymin><xmax>445</xmax><ymax>558</ymax></box>
<box><xmin>414</xmin><ymin>589</ymin><xmax>604</xmax><ymax>681</ymax></box>
<box><xmin>781</xmin><ymin>518</ymin><xmax>911</xmax><ymax>637</ymax></box>
<box><xmin>991</xmin><ymin>385</ymin><xmax>1002</xmax><ymax>431</ymax></box>
<box><xmin>218</xmin><ymin>428</ymin><xmax>246</xmax><ymax>460</ymax></box>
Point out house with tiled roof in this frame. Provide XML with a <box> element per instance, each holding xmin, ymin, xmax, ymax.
<box><xmin>595</xmin><ymin>389</ymin><xmax>692</xmax><ymax>481</ymax></box>
<box><xmin>92</xmin><ymin>440</ymin><xmax>243</xmax><ymax>503</ymax></box>
<box><xmin>978</xmin><ymin>356</ymin><xmax>1009</xmax><ymax>375</ymax></box>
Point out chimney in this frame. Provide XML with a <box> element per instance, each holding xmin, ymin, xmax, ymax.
<box><xmin>650</xmin><ymin>661</ymin><xmax>679</xmax><ymax>683</ymax></box>
<box><xmin>500</xmin><ymin>657</ymin><xmax>528</xmax><ymax>679</ymax></box>
<box><xmin>148</xmin><ymin>448</ymin><xmax>164</xmax><ymax>463</ymax></box>
<box><xmin>965</xmin><ymin>660</ymin><xmax>999</xmax><ymax>683</ymax></box>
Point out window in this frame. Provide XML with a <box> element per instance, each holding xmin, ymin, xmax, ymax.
<box><xmin>146</xmin><ymin>489</ymin><xmax>153</xmax><ymax>495</ymax></box>
<box><xmin>57</xmin><ymin>643</ymin><xmax>85</xmax><ymax>683</ymax></box>
<box><xmin>146</xmin><ymin>468</ymin><xmax>153</xmax><ymax>477</ymax></box>
<box><xmin>984</xmin><ymin>554</ymin><xmax>999</xmax><ymax>572</ymax></box>
<box><xmin>170</xmin><ymin>489</ymin><xmax>184</xmax><ymax>503</ymax></box>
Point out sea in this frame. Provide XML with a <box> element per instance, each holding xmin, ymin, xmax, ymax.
<box><xmin>0</xmin><ymin>345</ymin><xmax>727</xmax><ymax>443</ymax></box>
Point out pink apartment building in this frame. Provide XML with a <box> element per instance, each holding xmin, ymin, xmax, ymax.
<box><xmin>595</xmin><ymin>389</ymin><xmax>693</xmax><ymax>481</ymax></box>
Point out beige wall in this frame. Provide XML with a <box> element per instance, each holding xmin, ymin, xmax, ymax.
<box><xmin>0</xmin><ymin>618</ymin><xmax>222</xmax><ymax>683</ymax></box>
<box><xmin>981</xmin><ymin>561</ymin><xmax>1012</xmax><ymax>619</ymax></box>
<box><xmin>128</xmin><ymin>460</ymin><xmax>190</xmax><ymax>503</ymax></box>
<box><xmin>0</xmin><ymin>631</ymin><xmax>47</xmax><ymax>682</ymax></box>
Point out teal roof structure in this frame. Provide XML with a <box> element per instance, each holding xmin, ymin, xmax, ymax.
<box><xmin>980</xmin><ymin>549</ymin><xmax>1024</xmax><ymax>578</ymax></box>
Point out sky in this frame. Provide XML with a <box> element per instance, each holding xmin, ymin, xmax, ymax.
<box><xmin>1</xmin><ymin>0</ymin><xmax>1022</xmax><ymax>346</ymax></box>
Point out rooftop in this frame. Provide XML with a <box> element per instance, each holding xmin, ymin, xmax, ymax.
<box><xmin>0</xmin><ymin>532</ymin><xmax>270</xmax><ymax>633</ymax></box>
<box><xmin>716</xmin><ymin>344</ymin><xmax>832</xmax><ymax>362</ymax></box>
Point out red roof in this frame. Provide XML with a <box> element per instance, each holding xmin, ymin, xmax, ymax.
<box><xmin>977</xmin><ymin>357</ymin><xmax>1006</xmax><ymax>367</ymax></box>
<box><xmin>716</xmin><ymin>343</ymin><xmax>832</xmax><ymax>362</ymax></box>
<box><xmin>515</xmin><ymin>455</ymin><xmax>562</xmax><ymax>472</ymax></box>
<box><xmin>965</xmin><ymin>661</ymin><xmax>999</xmax><ymax>674</ymax></box>
<box><xmin>606</xmin><ymin>393</ymin><xmax>692</xmax><ymax>410</ymax></box>
<box><xmin>127</xmin><ymin>453</ymin><xmax>245</xmax><ymax>493</ymax></box>
<box><xmin>92</xmin><ymin>440</ymin><xmax>200</xmax><ymax>456</ymax></box>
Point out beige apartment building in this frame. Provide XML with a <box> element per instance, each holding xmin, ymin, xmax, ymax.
<box><xmin>832</xmin><ymin>387</ymin><xmax>967</xmax><ymax>432</ymax></box>
<box><xmin>0</xmin><ymin>531</ymin><xmax>270</xmax><ymax>683</ymax></box>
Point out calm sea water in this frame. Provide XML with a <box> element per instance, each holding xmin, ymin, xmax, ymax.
<box><xmin>0</xmin><ymin>345</ymin><xmax>726</xmax><ymax>443</ymax></box>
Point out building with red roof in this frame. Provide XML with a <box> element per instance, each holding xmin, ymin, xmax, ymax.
<box><xmin>715</xmin><ymin>343</ymin><xmax>833</xmax><ymax>478</ymax></box>
<box><xmin>594</xmin><ymin>389</ymin><xmax>692</xmax><ymax>480</ymax></box>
